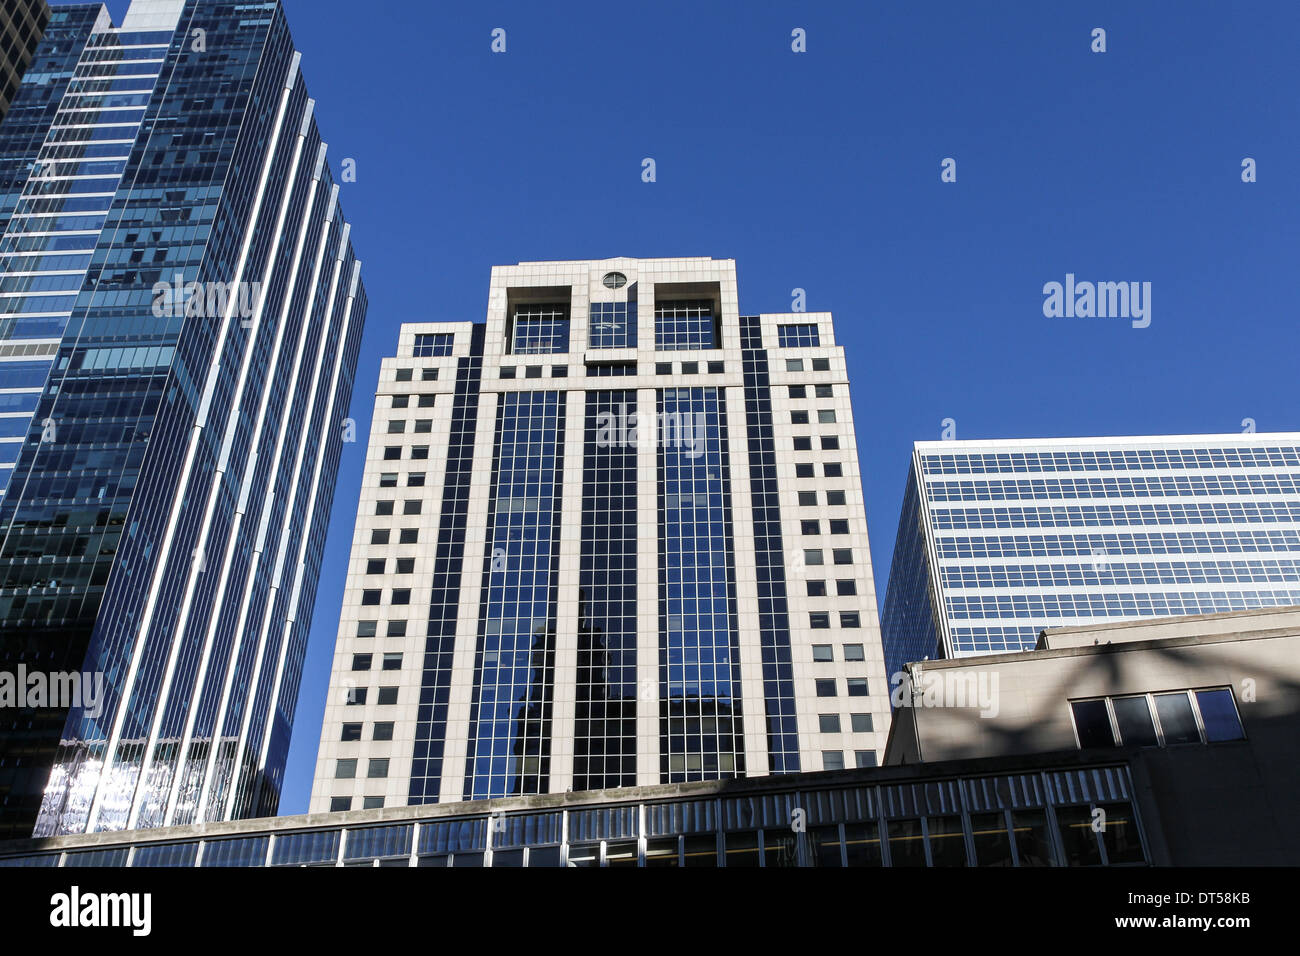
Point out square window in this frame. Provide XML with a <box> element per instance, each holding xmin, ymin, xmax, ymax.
<box><xmin>847</xmin><ymin>679</ymin><xmax>869</xmax><ymax>697</ymax></box>
<box><xmin>681</xmin><ymin>362</ymin><xmax>699</xmax><ymax>374</ymax></box>
<box><xmin>833</xmin><ymin>549</ymin><xmax>853</xmax><ymax>565</ymax></box>
<box><xmin>818</xmin><ymin>410</ymin><xmax>837</xmax><ymax>424</ymax></box>
<box><xmin>421</xmin><ymin>368</ymin><xmax>439</xmax><ymax>382</ymax></box>
<box><xmin>815</xmin><ymin>679</ymin><xmax>837</xmax><ymax>698</ymax></box>
<box><xmin>379</xmin><ymin>473</ymin><xmax>398</xmax><ymax>488</ymax></box>
<box><xmin>806</xmin><ymin>580</ymin><xmax>827</xmax><ymax>597</ymax></box>
<box><xmin>395</xmin><ymin>368</ymin><xmax>413</xmax><ymax>383</ymax></box>
<box><xmin>399</xmin><ymin>529</ymin><xmax>419</xmax><ymax>544</ymax></box>
<box><xmin>837</xmin><ymin>580</ymin><xmax>857</xmax><ymax>596</ymax></box>
<box><xmin>810</xmin><ymin>612</ymin><xmax>831</xmax><ymax>629</ymax></box>
<box><xmin>822</xmin><ymin>750</ymin><xmax>845</xmax><ymax>771</ymax></box>
<box><xmin>829</xmin><ymin>519</ymin><xmax>849</xmax><ymax>535</ymax></box>
<box><xmin>525</xmin><ymin>366</ymin><xmax>543</xmax><ymax>379</ymax></box>
<box><xmin>330</xmin><ymin>797</ymin><xmax>351</xmax><ymax>812</ymax></box>
<box><xmin>408</xmin><ymin>474</ymin><xmax>425</xmax><ymax>487</ymax></box>
<box><xmin>840</xmin><ymin>612</ymin><xmax>861</xmax><ymax>628</ymax></box>
<box><xmin>341</xmin><ymin>723</ymin><xmax>362</xmax><ymax>742</ymax></box>
<box><xmin>362</xmin><ymin>797</ymin><xmax>385</xmax><ymax>810</ymax></box>
<box><xmin>375</xmin><ymin>501</ymin><xmax>393</xmax><ymax>516</ymax></box>
<box><xmin>386</xmin><ymin>620</ymin><xmax>407</xmax><ymax>638</ymax></box>
<box><xmin>391</xmin><ymin>589</ymin><xmax>411</xmax><ymax>605</ymax></box>
<box><xmin>793</xmin><ymin>437</ymin><xmax>813</xmax><ymax>451</ymax></box>
<box><xmin>370</xmin><ymin>529</ymin><xmax>390</xmax><ymax>545</ymax></box>
<box><xmin>373</xmin><ymin>722</ymin><xmax>394</xmax><ymax>741</ymax></box>
<box><xmin>418</xmin><ymin>394</ymin><xmax>436</xmax><ymax>408</ymax></box>
<box><xmin>788</xmin><ymin>385</ymin><xmax>807</xmax><ymax>398</ymax></box>
<box><xmin>377</xmin><ymin>687</ymin><xmax>398</xmax><ymax>705</ymax></box>
<box><xmin>707</xmin><ymin>361</ymin><xmax>724</xmax><ymax>374</ymax></box>
<box><xmin>411</xmin><ymin>446</ymin><xmax>429</xmax><ymax>460</ymax></box>
<box><xmin>351</xmin><ymin>654</ymin><xmax>372</xmax><ymax>671</ymax></box>
<box><xmin>413</xmin><ymin>333</ymin><xmax>454</xmax><ymax>357</ymax></box>
<box><xmin>383</xmin><ymin>447</ymin><xmax>401</xmax><ymax>461</ymax></box>
<box><xmin>403</xmin><ymin>500</ymin><xmax>422</xmax><ymax>515</ymax></box>
<box><xmin>850</xmin><ymin>713</ymin><xmax>873</xmax><ymax>733</ymax></box>
<box><xmin>387</xmin><ymin>420</ymin><xmax>405</xmax><ymax>434</ymax></box>
<box><xmin>500</xmin><ymin>367</ymin><xmax>517</xmax><ymax>379</ymax></box>
<box><xmin>815</xmin><ymin>384</ymin><xmax>833</xmax><ymax>398</ymax></box>
<box><xmin>356</xmin><ymin>621</ymin><xmax>377</xmax><ymax>638</ymax></box>
<box><xmin>366</xmin><ymin>559</ymin><xmax>385</xmax><ymax>574</ymax></box>
<box><xmin>795</xmin><ymin>464</ymin><xmax>815</xmax><ymax>478</ymax></box>
<box><xmin>656</xmin><ymin>363</ymin><xmax>673</xmax><ymax>375</ymax></box>
<box><xmin>414</xmin><ymin>420</ymin><xmax>433</xmax><ymax>433</ymax></box>
<box><xmin>855</xmin><ymin>751</ymin><xmax>877</xmax><ymax>769</ymax></box>
<box><xmin>826</xmin><ymin>491</ymin><xmax>847</xmax><ymax>506</ymax></box>
<box><xmin>361</xmin><ymin>590</ymin><xmax>381</xmax><ymax>606</ymax></box>
<box><xmin>786</xmin><ymin>359</ymin><xmax>805</xmax><ymax>372</ymax></box>
<box><xmin>396</xmin><ymin>558</ymin><xmax>415</xmax><ymax>574</ymax></box>
<box><xmin>844</xmin><ymin>644</ymin><xmax>865</xmax><ymax>662</ymax></box>
<box><xmin>552</xmin><ymin>365</ymin><xmax>568</xmax><ymax>378</ymax></box>
<box><xmin>801</xmin><ymin>520</ymin><xmax>820</xmax><ymax>535</ymax></box>
<box><xmin>778</xmin><ymin>324</ymin><xmax>821</xmax><ymax>348</ymax></box>
<box><xmin>824</xmin><ymin>463</ymin><xmax>843</xmax><ymax>478</ymax></box>
<box><xmin>804</xmin><ymin>549</ymin><xmax>824</xmax><ymax>565</ymax></box>
<box><xmin>382</xmin><ymin>652</ymin><xmax>402</xmax><ymax>671</ymax></box>
<box><xmin>812</xmin><ymin>358</ymin><xmax>830</xmax><ymax>371</ymax></box>
<box><xmin>798</xmin><ymin>491</ymin><xmax>817</xmax><ymax>506</ymax></box>
<box><xmin>791</xmin><ymin>411</ymin><xmax>810</xmax><ymax>425</ymax></box>
<box><xmin>335</xmin><ymin>759</ymin><xmax>357</xmax><ymax>779</ymax></box>
<box><xmin>347</xmin><ymin>688</ymin><xmax>368</xmax><ymax>706</ymax></box>
<box><xmin>818</xmin><ymin>714</ymin><xmax>841</xmax><ymax>733</ymax></box>
<box><xmin>812</xmin><ymin>644</ymin><xmax>834</xmax><ymax>662</ymax></box>
<box><xmin>391</xmin><ymin>395</ymin><xmax>409</xmax><ymax>409</ymax></box>
<box><xmin>821</xmin><ymin>436</ymin><xmax>840</xmax><ymax>450</ymax></box>
<box><xmin>367</xmin><ymin>759</ymin><xmax>389</xmax><ymax>779</ymax></box>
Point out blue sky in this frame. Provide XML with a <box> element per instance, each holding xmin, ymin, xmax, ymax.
<box><xmin>90</xmin><ymin>0</ymin><xmax>1300</xmax><ymax>813</ymax></box>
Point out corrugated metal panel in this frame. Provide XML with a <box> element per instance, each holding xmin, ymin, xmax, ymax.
<box><xmin>719</xmin><ymin>792</ymin><xmax>799</xmax><ymax>831</ymax></box>
<box><xmin>497</xmin><ymin>812</ymin><xmax>562</xmax><ymax>847</ymax></box>
<box><xmin>879</xmin><ymin>780</ymin><xmax>961</xmax><ymax>817</ymax></box>
<box><xmin>418</xmin><ymin>817</ymin><xmax>487</xmax><ymax>855</ymax></box>
<box><xmin>964</xmin><ymin>773</ymin><xmax>1045</xmax><ymax>812</ymax></box>
<box><xmin>802</xmin><ymin>786</ymin><xmax>877</xmax><ymax>825</ymax></box>
<box><xmin>1044</xmin><ymin>766</ymin><xmax>1131</xmax><ymax>805</ymax></box>
<box><xmin>568</xmin><ymin>805</ymin><xmax>638</xmax><ymax>842</ymax></box>
<box><xmin>646</xmin><ymin>798</ymin><xmax>715</xmax><ymax>836</ymax></box>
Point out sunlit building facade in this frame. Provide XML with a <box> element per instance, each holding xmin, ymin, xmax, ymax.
<box><xmin>311</xmin><ymin>257</ymin><xmax>892</xmax><ymax>812</ymax></box>
<box><xmin>0</xmin><ymin>0</ymin><xmax>367</xmax><ymax>838</ymax></box>
<box><xmin>881</xmin><ymin>434</ymin><xmax>1300</xmax><ymax>679</ymax></box>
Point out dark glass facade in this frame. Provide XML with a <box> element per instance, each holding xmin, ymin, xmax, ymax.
<box><xmin>0</xmin><ymin>0</ymin><xmax>366</xmax><ymax>838</ymax></box>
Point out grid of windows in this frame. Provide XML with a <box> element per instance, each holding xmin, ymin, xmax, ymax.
<box><xmin>464</xmin><ymin>391</ymin><xmax>566</xmax><ymax>799</ymax></box>
<box><xmin>510</xmin><ymin>304</ymin><xmax>570</xmax><ymax>354</ymax></box>
<box><xmin>413</xmin><ymin>333</ymin><xmax>454</xmax><ymax>357</ymax></box>
<box><xmin>777</xmin><ymin>324</ymin><xmax>820</xmax><ymax>348</ymax></box>
<box><xmin>658</xmin><ymin>387</ymin><xmax>745</xmax><ymax>782</ymax></box>
<box><xmin>883</xmin><ymin>438</ymin><xmax>1300</xmax><ymax>673</ymax></box>
<box><xmin>589</xmin><ymin>300</ymin><xmax>636</xmax><ymax>349</ymax></box>
<box><xmin>739</xmin><ymin>316</ymin><xmax>800</xmax><ymax>771</ymax></box>
<box><xmin>655</xmin><ymin>300</ymin><xmax>716</xmax><ymax>351</ymax></box>
<box><xmin>573</xmin><ymin>391</ymin><xmax>639</xmax><ymax>789</ymax></box>
<box><xmin>409</xmin><ymin>342</ymin><xmax>484</xmax><ymax>804</ymax></box>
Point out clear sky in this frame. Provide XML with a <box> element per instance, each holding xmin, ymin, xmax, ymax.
<box><xmin>85</xmin><ymin>0</ymin><xmax>1300</xmax><ymax>813</ymax></box>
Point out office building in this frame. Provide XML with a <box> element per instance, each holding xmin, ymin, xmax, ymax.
<box><xmin>310</xmin><ymin>257</ymin><xmax>891</xmax><ymax>812</ymax></box>
<box><xmin>0</xmin><ymin>0</ymin><xmax>367</xmax><ymax>838</ymax></box>
<box><xmin>881</xmin><ymin>434</ymin><xmax>1300</xmax><ymax>680</ymax></box>
<box><xmin>0</xmin><ymin>0</ymin><xmax>49</xmax><ymax>125</ymax></box>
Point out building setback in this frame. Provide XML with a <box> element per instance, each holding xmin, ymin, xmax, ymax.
<box><xmin>311</xmin><ymin>257</ymin><xmax>892</xmax><ymax>812</ymax></box>
<box><xmin>881</xmin><ymin>434</ymin><xmax>1300</xmax><ymax>680</ymax></box>
<box><xmin>0</xmin><ymin>0</ymin><xmax>367</xmax><ymax>839</ymax></box>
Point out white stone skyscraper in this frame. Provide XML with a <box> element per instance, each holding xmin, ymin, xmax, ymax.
<box><xmin>311</xmin><ymin>257</ymin><xmax>891</xmax><ymax>811</ymax></box>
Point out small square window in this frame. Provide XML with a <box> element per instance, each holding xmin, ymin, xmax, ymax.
<box><xmin>837</xmin><ymin>580</ymin><xmax>857</xmax><ymax>596</ymax></box>
<box><xmin>827</xmin><ymin>491</ymin><xmax>847</xmax><ymax>506</ymax></box>
<box><xmin>793</xmin><ymin>437</ymin><xmax>813</xmax><ymax>451</ymax></box>
<box><xmin>351</xmin><ymin>654</ymin><xmax>372</xmax><ymax>671</ymax></box>
<box><xmin>411</xmin><ymin>446</ymin><xmax>429</xmax><ymax>460</ymax></box>
<box><xmin>418</xmin><ymin>394</ymin><xmax>436</xmax><ymax>408</ymax></box>
<box><xmin>850</xmin><ymin>713</ymin><xmax>873</xmax><ymax>733</ymax></box>
<box><xmin>362</xmin><ymin>796</ymin><xmax>385</xmax><ymax>810</ymax></box>
<box><xmin>707</xmin><ymin>361</ymin><xmax>724</xmax><ymax>374</ymax></box>
<box><xmin>681</xmin><ymin>362</ymin><xmax>699</xmax><ymax>374</ymax></box>
<box><xmin>830</xmin><ymin>520</ymin><xmax>850</xmax><ymax>535</ymax></box>
<box><xmin>815</xmin><ymin>384</ymin><xmax>833</xmax><ymax>398</ymax></box>
<box><xmin>356</xmin><ymin>621</ymin><xmax>377</xmax><ymax>638</ymax></box>
<box><xmin>391</xmin><ymin>395</ymin><xmax>410</xmax><ymax>409</ymax></box>
<box><xmin>788</xmin><ymin>385</ymin><xmax>807</xmax><ymax>398</ymax></box>
<box><xmin>370</xmin><ymin>529</ymin><xmax>390</xmax><ymax>545</ymax></box>
<box><xmin>847</xmin><ymin>679</ymin><xmax>869</xmax><ymax>697</ymax></box>
<box><xmin>806</xmin><ymin>580</ymin><xmax>827</xmax><ymax>597</ymax></box>
<box><xmin>399</xmin><ymin>528</ymin><xmax>419</xmax><ymax>544</ymax></box>
<box><xmin>366</xmin><ymin>559</ymin><xmax>385</xmax><ymax>574</ymax></box>
<box><xmin>330</xmin><ymin>797</ymin><xmax>351</xmax><ymax>812</ymax></box>
<box><xmin>833</xmin><ymin>549</ymin><xmax>853</xmax><ymax>565</ymax></box>
<box><xmin>812</xmin><ymin>644</ymin><xmax>833</xmax><ymax>662</ymax></box>
<box><xmin>386</xmin><ymin>620</ymin><xmax>407</xmax><ymax>638</ymax></box>
<box><xmin>855</xmin><ymin>751</ymin><xmax>877</xmax><ymax>769</ymax></box>
<box><xmin>824</xmin><ymin>463</ymin><xmax>843</xmax><ymax>478</ymax></box>
<box><xmin>403</xmin><ymin>500</ymin><xmax>422</xmax><ymax>515</ymax></box>
<box><xmin>791</xmin><ymin>411</ymin><xmax>810</xmax><ymax>425</ymax></box>
<box><xmin>812</xmin><ymin>358</ymin><xmax>830</xmax><ymax>371</ymax></box>
<box><xmin>382</xmin><ymin>652</ymin><xmax>402</xmax><ymax>671</ymax></box>
<box><xmin>822</xmin><ymin>751</ymin><xmax>845</xmax><ymax>771</ymax></box>
<box><xmin>383</xmin><ymin>447</ymin><xmax>401</xmax><ymax>461</ymax></box>
<box><xmin>821</xmin><ymin>436</ymin><xmax>840</xmax><ymax>450</ymax></box>
<box><xmin>786</xmin><ymin>359</ymin><xmax>804</xmax><ymax>372</ymax></box>
<box><xmin>810</xmin><ymin>612</ymin><xmax>831</xmax><ymax>629</ymax></box>
<box><xmin>408</xmin><ymin>473</ymin><xmax>426</xmax><ymax>487</ymax></box>
<box><xmin>341</xmin><ymin>723</ymin><xmax>362</xmax><ymax>742</ymax></box>
<box><xmin>387</xmin><ymin>420</ymin><xmax>405</xmax><ymax>435</ymax></box>
<box><xmin>500</xmin><ymin>367</ymin><xmax>517</xmax><ymax>379</ymax></box>
<box><xmin>335</xmin><ymin>758</ymin><xmax>357</xmax><ymax>779</ymax></box>
<box><xmin>375</xmin><ymin>501</ymin><xmax>393</xmax><ymax>516</ymax></box>
<box><xmin>421</xmin><ymin>368</ymin><xmax>439</xmax><ymax>381</ymax></box>
<box><xmin>818</xmin><ymin>410</ymin><xmax>837</xmax><ymax>424</ymax></box>
<box><xmin>525</xmin><ymin>365</ymin><xmax>543</xmax><ymax>379</ymax></box>
<box><xmin>361</xmin><ymin>590</ymin><xmax>381</xmax><ymax>606</ymax></box>
<box><xmin>815</xmin><ymin>679</ymin><xmax>837</xmax><ymax>698</ymax></box>
<box><xmin>414</xmin><ymin>420</ymin><xmax>433</xmax><ymax>433</ymax></box>
<box><xmin>391</xmin><ymin>589</ymin><xmax>411</xmax><ymax>605</ymax></box>
<box><xmin>798</xmin><ymin>491</ymin><xmax>817</xmax><ymax>506</ymax></box>
<box><xmin>552</xmin><ymin>365</ymin><xmax>568</xmax><ymax>377</ymax></box>
<box><xmin>656</xmin><ymin>363</ymin><xmax>673</xmax><ymax>375</ymax></box>
<box><xmin>377</xmin><ymin>687</ymin><xmax>399</xmax><ymax>705</ymax></box>
<box><xmin>379</xmin><ymin>473</ymin><xmax>398</xmax><ymax>488</ymax></box>
<box><xmin>395</xmin><ymin>368</ymin><xmax>413</xmax><ymax>382</ymax></box>
<box><xmin>373</xmin><ymin>722</ymin><xmax>394</xmax><ymax>741</ymax></box>
<box><xmin>801</xmin><ymin>520</ymin><xmax>820</xmax><ymax>535</ymax></box>
<box><xmin>818</xmin><ymin>714</ymin><xmax>841</xmax><ymax>734</ymax></box>
<box><xmin>795</xmin><ymin>464</ymin><xmax>815</xmax><ymax>478</ymax></box>
<box><xmin>804</xmin><ymin>549</ymin><xmax>824</xmax><ymax>565</ymax></box>
<box><xmin>844</xmin><ymin>644</ymin><xmax>865</xmax><ymax>662</ymax></box>
<box><xmin>840</xmin><ymin>612</ymin><xmax>861</xmax><ymax>628</ymax></box>
<box><xmin>396</xmin><ymin>558</ymin><xmax>415</xmax><ymax>574</ymax></box>
<box><xmin>367</xmin><ymin>758</ymin><xmax>389</xmax><ymax>779</ymax></box>
<box><xmin>347</xmin><ymin>688</ymin><xmax>368</xmax><ymax>706</ymax></box>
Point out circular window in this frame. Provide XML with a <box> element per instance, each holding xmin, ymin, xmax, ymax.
<box><xmin>602</xmin><ymin>271</ymin><xmax>628</xmax><ymax>290</ymax></box>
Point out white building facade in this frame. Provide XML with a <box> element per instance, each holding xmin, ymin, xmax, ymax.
<box><xmin>311</xmin><ymin>257</ymin><xmax>892</xmax><ymax>812</ymax></box>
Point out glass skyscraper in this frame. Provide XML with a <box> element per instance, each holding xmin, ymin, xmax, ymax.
<box><xmin>881</xmin><ymin>434</ymin><xmax>1300</xmax><ymax>680</ymax></box>
<box><xmin>311</xmin><ymin>258</ymin><xmax>892</xmax><ymax>812</ymax></box>
<box><xmin>0</xmin><ymin>0</ymin><xmax>367</xmax><ymax>838</ymax></box>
